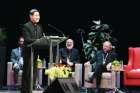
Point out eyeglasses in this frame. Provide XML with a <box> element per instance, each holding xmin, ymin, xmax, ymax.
<box><xmin>19</xmin><ymin>41</ymin><xmax>24</xmax><ymax>42</ymax></box>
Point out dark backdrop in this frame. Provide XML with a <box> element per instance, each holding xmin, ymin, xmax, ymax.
<box><xmin>0</xmin><ymin>0</ymin><xmax>140</xmax><ymax>86</ymax></box>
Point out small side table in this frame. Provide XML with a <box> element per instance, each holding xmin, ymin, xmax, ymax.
<box><xmin>112</xmin><ymin>68</ymin><xmax>125</xmax><ymax>93</ymax></box>
<box><xmin>36</xmin><ymin>67</ymin><xmax>46</xmax><ymax>89</ymax></box>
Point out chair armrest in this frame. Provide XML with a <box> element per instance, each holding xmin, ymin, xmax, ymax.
<box><xmin>7</xmin><ymin>62</ymin><xmax>13</xmax><ymax>72</ymax></box>
<box><xmin>124</xmin><ymin>64</ymin><xmax>132</xmax><ymax>71</ymax></box>
<box><xmin>84</xmin><ymin>63</ymin><xmax>91</xmax><ymax>72</ymax></box>
<box><xmin>7</xmin><ymin>62</ymin><xmax>15</xmax><ymax>86</ymax></box>
<box><xmin>74</xmin><ymin>63</ymin><xmax>82</xmax><ymax>87</ymax></box>
<box><xmin>84</xmin><ymin>63</ymin><xmax>92</xmax><ymax>80</ymax></box>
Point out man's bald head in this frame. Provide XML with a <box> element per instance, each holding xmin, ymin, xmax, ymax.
<box><xmin>102</xmin><ymin>41</ymin><xmax>112</xmax><ymax>53</ymax></box>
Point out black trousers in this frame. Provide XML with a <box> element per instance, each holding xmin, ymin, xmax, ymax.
<box><xmin>13</xmin><ymin>67</ymin><xmax>22</xmax><ymax>84</ymax></box>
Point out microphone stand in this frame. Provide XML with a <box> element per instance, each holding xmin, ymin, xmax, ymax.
<box><xmin>48</xmin><ymin>24</ymin><xmax>66</xmax><ymax>37</ymax></box>
<box><xmin>79</xmin><ymin>31</ymin><xmax>87</xmax><ymax>59</ymax></box>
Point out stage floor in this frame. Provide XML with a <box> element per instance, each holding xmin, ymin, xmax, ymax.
<box><xmin>0</xmin><ymin>90</ymin><xmax>43</xmax><ymax>93</ymax></box>
<box><xmin>0</xmin><ymin>89</ymin><xmax>140</xmax><ymax>93</ymax></box>
<box><xmin>0</xmin><ymin>91</ymin><xmax>19</xmax><ymax>93</ymax></box>
<box><xmin>0</xmin><ymin>87</ymin><xmax>140</xmax><ymax>93</ymax></box>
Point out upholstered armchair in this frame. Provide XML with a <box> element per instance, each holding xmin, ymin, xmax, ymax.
<box><xmin>84</xmin><ymin>63</ymin><xmax>120</xmax><ymax>89</ymax></box>
<box><xmin>7</xmin><ymin>62</ymin><xmax>22</xmax><ymax>86</ymax></box>
<box><xmin>7</xmin><ymin>62</ymin><xmax>43</xmax><ymax>86</ymax></box>
<box><xmin>124</xmin><ymin>47</ymin><xmax>140</xmax><ymax>86</ymax></box>
<box><xmin>73</xmin><ymin>63</ymin><xmax>82</xmax><ymax>87</ymax></box>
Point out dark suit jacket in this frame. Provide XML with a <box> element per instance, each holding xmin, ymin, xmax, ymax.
<box><xmin>96</xmin><ymin>50</ymin><xmax>117</xmax><ymax>65</ymax></box>
<box><xmin>11</xmin><ymin>47</ymin><xmax>21</xmax><ymax>64</ymax></box>
<box><xmin>59</xmin><ymin>48</ymin><xmax>79</xmax><ymax>65</ymax></box>
<box><xmin>22</xmin><ymin>21</ymin><xmax>43</xmax><ymax>45</ymax></box>
<box><xmin>11</xmin><ymin>47</ymin><xmax>23</xmax><ymax>69</ymax></box>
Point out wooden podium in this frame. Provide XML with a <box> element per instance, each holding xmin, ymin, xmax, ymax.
<box><xmin>27</xmin><ymin>36</ymin><xmax>67</xmax><ymax>93</ymax></box>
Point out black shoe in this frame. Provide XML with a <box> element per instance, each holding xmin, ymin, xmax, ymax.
<box><xmin>94</xmin><ymin>88</ymin><xmax>101</xmax><ymax>93</ymax></box>
<box><xmin>85</xmin><ymin>77</ymin><xmax>93</xmax><ymax>83</ymax></box>
<box><xmin>35</xmin><ymin>84</ymin><xmax>43</xmax><ymax>90</ymax></box>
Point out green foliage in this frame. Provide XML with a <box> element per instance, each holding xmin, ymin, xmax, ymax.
<box><xmin>112</xmin><ymin>60</ymin><xmax>121</xmax><ymax>66</ymax></box>
<box><xmin>0</xmin><ymin>31</ymin><xmax>7</xmax><ymax>42</ymax></box>
<box><xmin>36</xmin><ymin>55</ymin><xmax>42</xmax><ymax>63</ymax></box>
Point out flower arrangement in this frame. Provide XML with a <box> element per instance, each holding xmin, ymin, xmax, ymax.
<box><xmin>45</xmin><ymin>64</ymin><xmax>72</xmax><ymax>81</ymax></box>
<box><xmin>112</xmin><ymin>60</ymin><xmax>122</xmax><ymax>71</ymax></box>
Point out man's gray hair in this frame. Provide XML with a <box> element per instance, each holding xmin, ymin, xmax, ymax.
<box><xmin>103</xmin><ymin>41</ymin><xmax>113</xmax><ymax>48</ymax></box>
<box><xmin>29</xmin><ymin>9</ymin><xmax>39</xmax><ymax>16</ymax></box>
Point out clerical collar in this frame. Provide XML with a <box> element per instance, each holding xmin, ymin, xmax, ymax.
<box><xmin>67</xmin><ymin>49</ymin><xmax>72</xmax><ymax>52</ymax></box>
<box><xmin>30</xmin><ymin>21</ymin><xmax>37</xmax><ymax>26</ymax></box>
<box><xmin>103</xmin><ymin>53</ymin><xmax>108</xmax><ymax>64</ymax></box>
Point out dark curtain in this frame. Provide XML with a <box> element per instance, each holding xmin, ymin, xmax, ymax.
<box><xmin>0</xmin><ymin>46</ymin><xmax>7</xmax><ymax>88</ymax></box>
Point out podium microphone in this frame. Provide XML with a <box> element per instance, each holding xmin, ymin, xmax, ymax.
<box><xmin>48</xmin><ymin>24</ymin><xmax>66</xmax><ymax>38</ymax></box>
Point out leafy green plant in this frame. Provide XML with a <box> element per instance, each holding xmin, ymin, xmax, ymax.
<box><xmin>0</xmin><ymin>31</ymin><xmax>7</xmax><ymax>42</ymax></box>
<box><xmin>112</xmin><ymin>60</ymin><xmax>121</xmax><ymax>66</ymax></box>
<box><xmin>112</xmin><ymin>60</ymin><xmax>123</xmax><ymax>71</ymax></box>
<box><xmin>36</xmin><ymin>55</ymin><xmax>43</xmax><ymax>68</ymax></box>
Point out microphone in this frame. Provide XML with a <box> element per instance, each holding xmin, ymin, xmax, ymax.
<box><xmin>48</xmin><ymin>24</ymin><xmax>66</xmax><ymax>37</ymax></box>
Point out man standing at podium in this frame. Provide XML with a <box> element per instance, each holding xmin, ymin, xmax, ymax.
<box><xmin>21</xmin><ymin>9</ymin><xmax>43</xmax><ymax>93</ymax></box>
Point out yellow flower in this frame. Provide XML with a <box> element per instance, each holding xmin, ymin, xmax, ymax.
<box><xmin>45</xmin><ymin>64</ymin><xmax>72</xmax><ymax>81</ymax></box>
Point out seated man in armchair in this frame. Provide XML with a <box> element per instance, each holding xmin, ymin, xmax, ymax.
<box><xmin>59</xmin><ymin>39</ymin><xmax>79</xmax><ymax>71</ymax></box>
<box><xmin>10</xmin><ymin>36</ymin><xmax>24</xmax><ymax>85</ymax></box>
<box><xmin>85</xmin><ymin>41</ymin><xmax>117</xmax><ymax>93</ymax></box>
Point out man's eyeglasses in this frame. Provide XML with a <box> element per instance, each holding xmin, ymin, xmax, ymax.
<box><xmin>19</xmin><ymin>41</ymin><xmax>24</xmax><ymax>42</ymax></box>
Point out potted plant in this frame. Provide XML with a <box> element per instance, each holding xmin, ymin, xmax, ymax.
<box><xmin>36</xmin><ymin>55</ymin><xmax>43</xmax><ymax>68</ymax></box>
<box><xmin>112</xmin><ymin>60</ymin><xmax>121</xmax><ymax>71</ymax></box>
